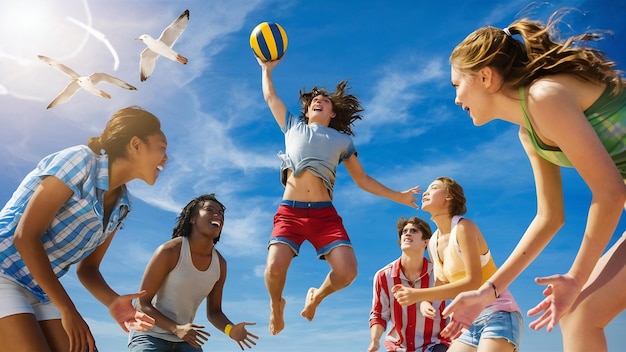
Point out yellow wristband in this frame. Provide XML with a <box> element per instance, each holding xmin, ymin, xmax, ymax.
<box><xmin>224</xmin><ymin>323</ymin><xmax>233</xmax><ymax>337</ymax></box>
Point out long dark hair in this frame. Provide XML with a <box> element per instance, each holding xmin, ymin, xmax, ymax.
<box><xmin>172</xmin><ymin>194</ymin><xmax>226</xmax><ymax>243</ymax></box>
<box><xmin>299</xmin><ymin>80</ymin><xmax>363</xmax><ymax>135</ymax></box>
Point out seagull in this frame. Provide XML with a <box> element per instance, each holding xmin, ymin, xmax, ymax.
<box><xmin>136</xmin><ymin>9</ymin><xmax>190</xmax><ymax>81</ymax></box>
<box><xmin>38</xmin><ymin>55</ymin><xmax>137</xmax><ymax>109</ymax></box>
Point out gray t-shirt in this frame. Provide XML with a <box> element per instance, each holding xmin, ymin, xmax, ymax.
<box><xmin>278</xmin><ymin>112</ymin><xmax>357</xmax><ymax>199</ymax></box>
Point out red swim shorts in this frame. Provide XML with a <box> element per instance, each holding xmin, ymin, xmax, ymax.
<box><xmin>269</xmin><ymin>201</ymin><xmax>351</xmax><ymax>259</ymax></box>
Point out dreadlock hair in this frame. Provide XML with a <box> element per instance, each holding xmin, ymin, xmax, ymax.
<box><xmin>298</xmin><ymin>80</ymin><xmax>363</xmax><ymax>135</ymax></box>
<box><xmin>450</xmin><ymin>8</ymin><xmax>623</xmax><ymax>95</ymax></box>
<box><xmin>171</xmin><ymin>194</ymin><xmax>226</xmax><ymax>244</ymax></box>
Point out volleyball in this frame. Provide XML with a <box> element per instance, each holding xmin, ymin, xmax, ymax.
<box><xmin>250</xmin><ymin>22</ymin><xmax>288</xmax><ymax>61</ymax></box>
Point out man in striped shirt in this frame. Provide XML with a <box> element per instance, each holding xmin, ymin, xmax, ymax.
<box><xmin>369</xmin><ymin>216</ymin><xmax>449</xmax><ymax>352</ymax></box>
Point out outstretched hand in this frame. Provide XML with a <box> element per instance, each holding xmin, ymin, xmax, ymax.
<box><xmin>527</xmin><ymin>273</ymin><xmax>582</xmax><ymax>332</ymax></box>
<box><xmin>398</xmin><ymin>186</ymin><xmax>421</xmax><ymax>209</ymax></box>
<box><xmin>229</xmin><ymin>322</ymin><xmax>259</xmax><ymax>350</ymax></box>
<box><xmin>108</xmin><ymin>290</ymin><xmax>155</xmax><ymax>333</ymax></box>
<box><xmin>440</xmin><ymin>287</ymin><xmax>493</xmax><ymax>339</ymax></box>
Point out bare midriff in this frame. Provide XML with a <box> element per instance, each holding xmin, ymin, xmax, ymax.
<box><xmin>282</xmin><ymin>169</ymin><xmax>332</xmax><ymax>202</ymax></box>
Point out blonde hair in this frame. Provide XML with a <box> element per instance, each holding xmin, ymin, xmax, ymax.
<box><xmin>450</xmin><ymin>9</ymin><xmax>623</xmax><ymax>94</ymax></box>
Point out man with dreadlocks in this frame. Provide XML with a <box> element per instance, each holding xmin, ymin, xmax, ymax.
<box><xmin>128</xmin><ymin>194</ymin><xmax>258</xmax><ymax>351</ymax></box>
<box><xmin>256</xmin><ymin>57</ymin><xmax>421</xmax><ymax>336</ymax></box>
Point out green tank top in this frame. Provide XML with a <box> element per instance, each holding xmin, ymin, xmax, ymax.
<box><xmin>519</xmin><ymin>85</ymin><xmax>626</xmax><ymax>179</ymax></box>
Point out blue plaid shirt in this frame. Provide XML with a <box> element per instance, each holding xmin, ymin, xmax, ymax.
<box><xmin>0</xmin><ymin>145</ymin><xmax>131</xmax><ymax>303</ymax></box>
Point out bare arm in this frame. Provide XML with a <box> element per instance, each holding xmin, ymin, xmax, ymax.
<box><xmin>77</xmin><ymin>227</ymin><xmax>155</xmax><ymax>334</ymax></box>
<box><xmin>207</xmin><ymin>252</ymin><xmax>258</xmax><ymax>350</ymax></box>
<box><xmin>442</xmin><ymin>81</ymin><xmax>626</xmax><ymax>335</ymax></box>
<box><xmin>134</xmin><ymin>243</ymin><xmax>181</xmax><ymax>333</ymax></box>
<box><xmin>133</xmin><ymin>242</ymin><xmax>209</xmax><ymax>348</ymax></box>
<box><xmin>342</xmin><ymin>154</ymin><xmax>419</xmax><ymax>208</ymax></box>
<box><xmin>257</xmin><ymin>57</ymin><xmax>287</xmax><ymax>129</ymax></box>
<box><xmin>14</xmin><ymin>176</ymin><xmax>98</xmax><ymax>352</ymax></box>
<box><xmin>13</xmin><ymin>177</ymin><xmax>75</xmax><ymax>314</ymax></box>
<box><xmin>523</xmin><ymin>81</ymin><xmax>626</xmax><ymax>330</ymax></box>
<box><xmin>368</xmin><ymin>324</ymin><xmax>385</xmax><ymax>352</ymax></box>
<box><xmin>393</xmin><ymin>219</ymin><xmax>486</xmax><ymax>304</ymax></box>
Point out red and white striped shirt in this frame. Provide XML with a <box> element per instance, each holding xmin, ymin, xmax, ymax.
<box><xmin>370</xmin><ymin>257</ymin><xmax>450</xmax><ymax>352</ymax></box>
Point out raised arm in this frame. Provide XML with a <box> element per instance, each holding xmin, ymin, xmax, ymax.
<box><xmin>342</xmin><ymin>154</ymin><xmax>420</xmax><ymax>208</ymax></box>
<box><xmin>257</xmin><ymin>57</ymin><xmax>287</xmax><ymax>129</ymax></box>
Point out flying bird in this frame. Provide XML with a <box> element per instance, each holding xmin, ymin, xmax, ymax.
<box><xmin>136</xmin><ymin>9</ymin><xmax>190</xmax><ymax>81</ymax></box>
<box><xmin>38</xmin><ymin>55</ymin><xmax>137</xmax><ymax>109</ymax></box>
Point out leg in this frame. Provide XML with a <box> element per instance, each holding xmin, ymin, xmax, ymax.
<box><xmin>301</xmin><ymin>245</ymin><xmax>357</xmax><ymax>321</ymax></box>
<box><xmin>0</xmin><ymin>313</ymin><xmax>52</xmax><ymax>352</ymax></box>
<box><xmin>560</xmin><ymin>232</ymin><xmax>626</xmax><ymax>352</ymax></box>
<box><xmin>476</xmin><ymin>338</ymin><xmax>515</xmax><ymax>352</ymax></box>
<box><xmin>39</xmin><ymin>319</ymin><xmax>70</xmax><ymax>352</ymax></box>
<box><xmin>447</xmin><ymin>340</ymin><xmax>476</xmax><ymax>352</ymax></box>
<box><xmin>265</xmin><ymin>243</ymin><xmax>294</xmax><ymax>335</ymax></box>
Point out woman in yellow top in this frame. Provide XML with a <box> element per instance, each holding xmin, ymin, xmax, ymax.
<box><xmin>393</xmin><ymin>177</ymin><xmax>522</xmax><ymax>352</ymax></box>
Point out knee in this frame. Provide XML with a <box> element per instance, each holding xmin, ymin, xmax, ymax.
<box><xmin>333</xmin><ymin>266</ymin><xmax>357</xmax><ymax>287</ymax></box>
<box><xmin>265</xmin><ymin>261</ymin><xmax>289</xmax><ymax>278</ymax></box>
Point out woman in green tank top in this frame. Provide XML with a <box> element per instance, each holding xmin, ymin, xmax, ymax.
<box><xmin>442</xmin><ymin>9</ymin><xmax>626</xmax><ymax>352</ymax></box>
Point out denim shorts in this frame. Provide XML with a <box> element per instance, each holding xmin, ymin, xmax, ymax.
<box><xmin>0</xmin><ymin>273</ymin><xmax>61</xmax><ymax>320</ymax></box>
<box><xmin>128</xmin><ymin>333</ymin><xmax>202</xmax><ymax>352</ymax></box>
<box><xmin>456</xmin><ymin>309</ymin><xmax>522</xmax><ymax>351</ymax></box>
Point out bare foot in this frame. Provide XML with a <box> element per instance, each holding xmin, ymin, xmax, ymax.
<box><xmin>269</xmin><ymin>297</ymin><xmax>286</xmax><ymax>335</ymax></box>
<box><xmin>301</xmin><ymin>287</ymin><xmax>321</xmax><ymax>321</ymax></box>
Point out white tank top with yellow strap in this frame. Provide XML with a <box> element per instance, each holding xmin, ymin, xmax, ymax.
<box><xmin>429</xmin><ymin>215</ymin><xmax>520</xmax><ymax>313</ymax></box>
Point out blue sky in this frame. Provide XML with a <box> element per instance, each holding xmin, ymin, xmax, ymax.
<box><xmin>0</xmin><ymin>0</ymin><xmax>624</xmax><ymax>351</ymax></box>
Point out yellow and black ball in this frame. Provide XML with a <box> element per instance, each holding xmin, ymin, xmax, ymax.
<box><xmin>250</xmin><ymin>22</ymin><xmax>288</xmax><ymax>61</ymax></box>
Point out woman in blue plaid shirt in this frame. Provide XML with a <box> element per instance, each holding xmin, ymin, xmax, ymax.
<box><xmin>0</xmin><ymin>106</ymin><xmax>168</xmax><ymax>352</ymax></box>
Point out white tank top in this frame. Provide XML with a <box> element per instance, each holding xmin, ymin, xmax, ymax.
<box><xmin>135</xmin><ymin>236</ymin><xmax>221</xmax><ymax>342</ymax></box>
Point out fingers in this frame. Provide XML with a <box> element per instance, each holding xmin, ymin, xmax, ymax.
<box><xmin>440</xmin><ymin>319</ymin><xmax>464</xmax><ymax>340</ymax></box>
<box><xmin>122</xmin><ymin>290</ymin><xmax>147</xmax><ymax>300</ymax></box>
<box><xmin>441</xmin><ymin>301</ymin><xmax>456</xmax><ymax>318</ymax></box>
<box><xmin>136</xmin><ymin>311</ymin><xmax>156</xmax><ymax>324</ymax></box>
<box><xmin>527</xmin><ymin>298</ymin><xmax>550</xmax><ymax>317</ymax></box>
<box><xmin>391</xmin><ymin>284</ymin><xmax>403</xmax><ymax>293</ymax></box>
<box><xmin>529</xmin><ymin>311</ymin><xmax>553</xmax><ymax>331</ymax></box>
<box><xmin>197</xmin><ymin>329</ymin><xmax>211</xmax><ymax>340</ymax></box>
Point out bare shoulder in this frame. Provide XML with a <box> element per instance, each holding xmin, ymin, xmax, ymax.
<box><xmin>456</xmin><ymin>217</ymin><xmax>479</xmax><ymax>235</ymax></box>
<box><xmin>154</xmin><ymin>237</ymin><xmax>183</xmax><ymax>262</ymax></box>
<box><xmin>214</xmin><ymin>249</ymin><xmax>227</xmax><ymax>265</ymax></box>
<box><xmin>529</xmin><ymin>75</ymin><xmax>605</xmax><ymax>110</ymax></box>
